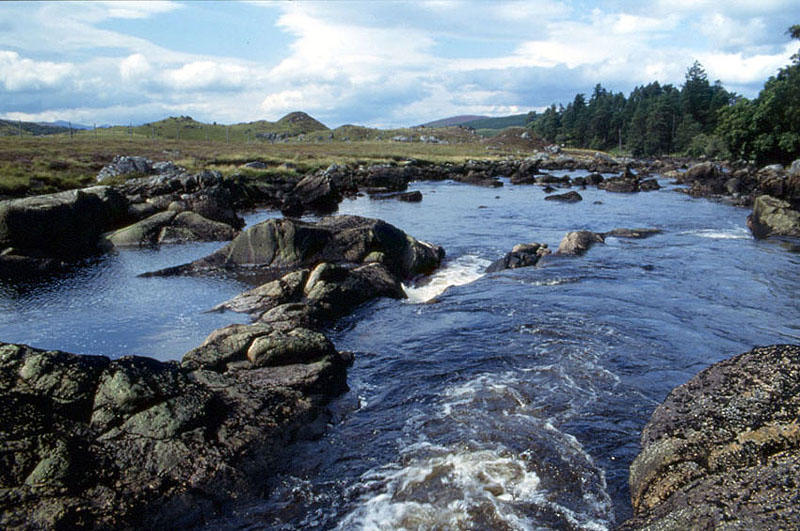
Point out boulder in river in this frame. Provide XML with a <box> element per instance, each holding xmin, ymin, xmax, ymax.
<box><xmin>281</xmin><ymin>172</ymin><xmax>342</xmax><ymax>216</ymax></box>
<box><xmin>556</xmin><ymin>230</ymin><xmax>605</xmax><ymax>255</ymax></box>
<box><xmin>144</xmin><ymin>215</ymin><xmax>444</xmax><ymax>281</ymax></box>
<box><xmin>620</xmin><ymin>344</ymin><xmax>800</xmax><ymax>530</ymax></box>
<box><xmin>0</xmin><ymin>186</ymin><xmax>129</xmax><ymax>260</ymax></box>
<box><xmin>104</xmin><ymin>211</ymin><xmax>238</xmax><ymax>248</ymax></box>
<box><xmin>486</xmin><ymin>243</ymin><xmax>550</xmax><ymax>272</ymax></box>
<box><xmin>747</xmin><ymin>194</ymin><xmax>800</xmax><ymax>239</ymax></box>
<box><xmin>368</xmin><ymin>190</ymin><xmax>423</xmax><ymax>202</ymax></box>
<box><xmin>545</xmin><ymin>190</ymin><xmax>583</xmax><ymax>202</ymax></box>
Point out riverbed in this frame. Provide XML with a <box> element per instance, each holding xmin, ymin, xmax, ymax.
<box><xmin>1</xmin><ymin>174</ymin><xmax>798</xmax><ymax>529</ymax></box>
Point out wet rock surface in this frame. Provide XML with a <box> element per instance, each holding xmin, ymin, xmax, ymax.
<box><xmin>486</xmin><ymin>243</ymin><xmax>551</xmax><ymax>272</ymax></box>
<box><xmin>145</xmin><ymin>215</ymin><xmax>445</xmax><ymax>281</ymax></box>
<box><xmin>556</xmin><ymin>230</ymin><xmax>606</xmax><ymax>256</ymax></box>
<box><xmin>620</xmin><ymin>344</ymin><xmax>800</xmax><ymax>530</ymax></box>
<box><xmin>0</xmin><ymin>339</ymin><xmax>350</xmax><ymax>529</ymax></box>
<box><xmin>747</xmin><ymin>195</ymin><xmax>800</xmax><ymax>239</ymax></box>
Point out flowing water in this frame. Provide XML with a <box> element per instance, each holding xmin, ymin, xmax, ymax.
<box><xmin>1</xmin><ymin>174</ymin><xmax>798</xmax><ymax>529</ymax></box>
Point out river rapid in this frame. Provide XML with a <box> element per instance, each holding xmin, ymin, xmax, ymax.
<box><xmin>1</xmin><ymin>173</ymin><xmax>798</xmax><ymax>529</ymax></box>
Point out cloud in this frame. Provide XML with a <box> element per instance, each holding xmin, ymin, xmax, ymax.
<box><xmin>160</xmin><ymin>60</ymin><xmax>251</xmax><ymax>91</ymax></box>
<box><xmin>96</xmin><ymin>1</ymin><xmax>181</xmax><ymax>20</ymax></box>
<box><xmin>119</xmin><ymin>54</ymin><xmax>151</xmax><ymax>82</ymax></box>
<box><xmin>2</xmin><ymin>1</ymin><xmax>800</xmax><ymax>127</ymax></box>
<box><xmin>0</xmin><ymin>51</ymin><xmax>74</xmax><ymax>91</ymax></box>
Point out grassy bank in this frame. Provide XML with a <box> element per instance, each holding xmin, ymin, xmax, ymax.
<box><xmin>0</xmin><ymin>134</ymin><xmax>535</xmax><ymax>197</ymax></box>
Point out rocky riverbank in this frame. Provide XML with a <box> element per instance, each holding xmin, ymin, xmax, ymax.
<box><xmin>620</xmin><ymin>344</ymin><xmax>800</xmax><ymax>530</ymax></box>
<box><xmin>0</xmin><ymin>214</ymin><xmax>443</xmax><ymax>529</ymax></box>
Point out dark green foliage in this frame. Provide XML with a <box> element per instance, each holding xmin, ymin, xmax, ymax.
<box><xmin>528</xmin><ymin>63</ymin><xmax>734</xmax><ymax>157</ymax></box>
<box><xmin>530</xmin><ymin>26</ymin><xmax>799</xmax><ymax>164</ymax></box>
<box><xmin>717</xmin><ymin>25</ymin><xmax>800</xmax><ymax>164</ymax></box>
<box><xmin>461</xmin><ymin>114</ymin><xmax>530</xmax><ymax>130</ymax></box>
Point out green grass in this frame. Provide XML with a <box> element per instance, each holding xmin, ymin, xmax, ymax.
<box><xmin>0</xmin><ymin>134</ymin><xmax>529</xmax><ymax>198</ymax></box>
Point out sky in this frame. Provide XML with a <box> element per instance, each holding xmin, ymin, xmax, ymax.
<box><xmin>1</xmin><ymin>0</ymin><xmax>798</xmax><ymax>128</ymax></box>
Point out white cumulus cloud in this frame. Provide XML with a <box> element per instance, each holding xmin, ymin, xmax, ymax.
<box><xmin>0</xmin><ymin>51</ymin><xmax>74</xmax><ymax>91</ymax></box>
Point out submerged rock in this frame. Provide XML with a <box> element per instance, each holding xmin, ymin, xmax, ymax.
<box><xmin>621</xmin><ymin>344</ymin><xmax>800</xmax><ymax>530</ymax></box>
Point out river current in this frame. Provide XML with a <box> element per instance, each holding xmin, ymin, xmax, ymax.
<box><xmin>1</xmin><ymin>172</ymin><xmax>798</xmax><ymax>529</ymax></box>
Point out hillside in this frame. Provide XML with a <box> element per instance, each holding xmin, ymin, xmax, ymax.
<box><xmin>0</xmin><ymin>119</ymin><xmax>71</xmax><ymax>137</ymax></box>
<box><xmin>462</xmin><ymin>113</ymin><xmax>532</xmax><ymax>130</ymax></box>
<box><xmin>420</xmin><ymin>115</ymin><xmax>489</xmax><ymax>127</ymax></box>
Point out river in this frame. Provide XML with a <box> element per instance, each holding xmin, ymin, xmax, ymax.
<box><xmin>1</xmin><ymin>173</ymin><xmax>798</xmax><ymax>529</ymax></box>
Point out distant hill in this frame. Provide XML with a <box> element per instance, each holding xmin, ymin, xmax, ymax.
<box><xmin>461</xmin><ymin>114</ymin><xmax>532</xmax><ymax>130</ymax></box>
<box><xmin>39</xmin><ymin>120</ymin><xmax>92</xmax><ymax>130</ymax></box>
<box><xmin>421</xmin><ymin>115</ymin><xmax>489</xmax><ymax>127</ymax></box>
<box><xmin>0</xmin><ymin>119</ymin><xmax>72</xmax><ymax>136</ymax></box>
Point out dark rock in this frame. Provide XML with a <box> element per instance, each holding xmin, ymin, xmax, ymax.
<box><xmin>555</xmin><ymin>230</ymin><xmax>605</xmax><ymax>255</ymax></box>
<box><xmin>0</xmin><ymin>187</ymin><xmax>130</xmax><ymax>260</ymax></box>
<box><xmin>545</xmin><ymin>191</ymin><xmax>583</xmax><ymax>202</ymax></box>
<box><xmin>542</xmin><ymin>185</ymin><xmax>556</xmax><ymax>194</ymax></box>
<box><xmin>536</xmin><ymin>173</ymin><xmax>571</xmax><ymax>186</ymax></box>
<box><xmin>0</xmin><ymin>341</ymin><xmax>349</xmax><ymax>529</ymax></box>
<box><xmin>602</xmin><ymin>228</ymin><xmax>662</xmax><ymax>239</ymax></box>
<box><xmin>599</xmin><ymin>174</ymin><xmax>639</xmax><ymax>193</ymax></box>
<box><xmin>747</xmin><ymin>195</ymin><xmax>800</xmax><ymax>239</ymax></box>
<box><xmin>144</xmin><ymin>215</ymin><xmax>444</xmax><ymax>281</ymax></box>
<box><xmin>369</xmin><ymin>190</ymin><xmax>423</xmax><ymax>202</ymax></box>
<box><xmin>360</xmin><ymin>166</ymin><xmax>410</xmax><ymax>191</ymax></box>
<box><xmin>620</xmin><ymin>345</ymin><xmax>800</xmax><ymax>530</ymax></box>
<box><xmin>104</xmin><ymin>211</ymin><xmax>237</xmax><ymax>248</ymax></box>
<box><xmin>281</xmin><ymin>172</ymin><xmax>342</xmax><ymax>216</ymax></box>
<box><xmin>486</xmin><ymin>243</ymin><xmax>550</xmax><ymax>272</ymax></box>
<box><xmin>586</xmin><ymin>172</ymin><xmax>605</xmax><ymax>185</ymax></box>
<box><xmin>455</xmin><ymin>170</ymin><xmax>503</xmax><ymax>188</ymax></box>
<box><xmin>639</xmin><ymin>178</ymin><xmax>661</xmax><ymax>191</ymax></box>
<box><xmin>510</xmin><ymin>160</ymin><xmax>540</xmax><ymax>184</ymax></box>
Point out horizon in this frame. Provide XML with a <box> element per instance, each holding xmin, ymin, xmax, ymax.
<box><xmin>1</xmin><ymin>1</ymin><xmax>798</xmax><ymax>128</ymax></box>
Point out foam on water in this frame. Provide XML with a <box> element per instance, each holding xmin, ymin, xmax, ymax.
<box><xmin>337</xmin><ymin>444</ymin><xmax>544</xmax><ymax>530</ymax></box>
<box><xmin>681</xmin><ymin>227</ymin><xmax>752</xmax><ymax>239</ymax></box>
<box><xmin>337</xmin><ymin>366</ymin><xmax>614</xmax><ymax>530</ymax></box>
<box><xmin>403</xmin><ymin>254</ymin><xmax>490</xmax><ymax>303</ymax></box>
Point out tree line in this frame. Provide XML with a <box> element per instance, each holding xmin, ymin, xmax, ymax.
<box><xmin>527</xmin><ymin>25</ymin><xmax>800</xmax><ymax>165</ymax></box>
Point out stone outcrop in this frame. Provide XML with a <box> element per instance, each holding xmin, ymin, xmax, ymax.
<box><xmin>747</xmin><ymin>195</ymin><xmax>800</xmax><ymax>239</ymax></box>
<box><xmin>104</xmin><ymin>211</ymin><xmax>238</xmax><ymax>248</ymax></box>
<box><xmin>0</xmin><ymin>187</ymin><xmax>131</xmax><ymax>275</ymax></box>
<box><xmin>145</xmin><ymin>215</ymin><xmax>445</xmax><ymax>281</ymax></box>
<box><xmin>486</xmin><ymin>243</ymin><xmax>550</xmax><ymax>272</ymax></box>
<box><xmin>0</xmin><ymin>338</ymin><xmax>350</xmax><ymax>529</ymax></box>
<box><xmin>620</xmin><ymin>344</ymin><xmax>800</xmax><ymax>530</ymax></box>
